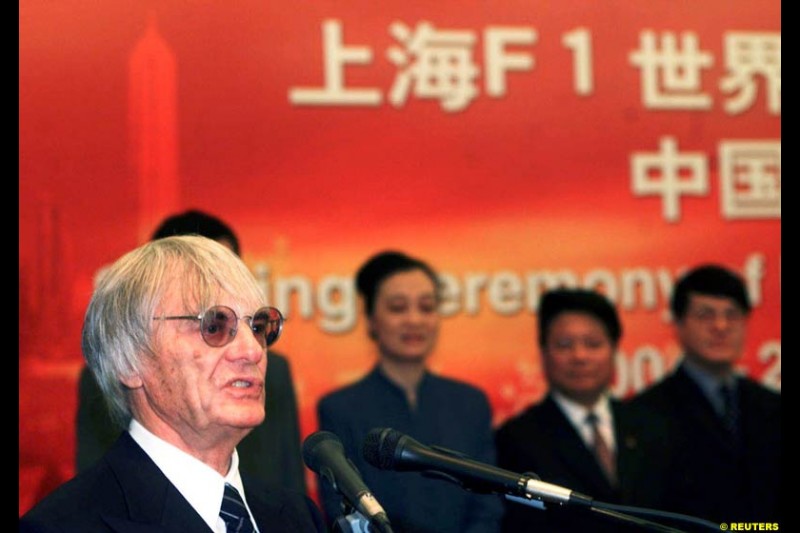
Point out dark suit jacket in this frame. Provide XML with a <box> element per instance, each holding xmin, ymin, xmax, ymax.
<box><xmin>630</xmin><ymin>364</ymin><xmax>782</xmax><ymax>525</ymax></box>
<box><xmin>495</xmin><ymin>394</ymin><xmax>675</xmax><ymax>533</ymax></box>
<box><xmin>76</xmin><ymin>351</ymin><xmax>307</xmax><ymax>493</ymax></box>
<box><xmin>317</xmin><ymin>367</ymin><xmax>504</xmax><ymax>533</ymax></box>
<box><xmin>20</xmin><ymin>432</ymin><xmax>326</xmax><ymax>533</ymax></box>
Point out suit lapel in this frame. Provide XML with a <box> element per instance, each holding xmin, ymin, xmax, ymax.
<box><xmin>541</xmin><ymin>396</ymin><xmax>616</xmax><ymax>499</ymax></box>
<box><xmin>244</xmin><ymin>476</ymin><xmax>315</xmax><ymax>532</ymax></box>
<box><xmin>670</xmin><ymin>368</ymin><xmax>740</xmax><ymax>456</ymax></box>
<box><xmin>613</xmin><ymin>400</ymin><xmax>656</xmax><ymax>504</ymax></box>
<box><xmin>613</xmin><ymin>400</ymin><xmax>645</xmax><ymax>473</ymax></box>
<box><xmin>243</xmin><ymin>477</ymin><xmax>279</xmax><ymax>531</ymax></box>
<box><xmin>101</xmin><ymin>433</ymin><xmax>214</xmax><ymax>532</ymax></box>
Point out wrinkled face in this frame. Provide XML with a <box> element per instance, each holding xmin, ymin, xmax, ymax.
<box><xmin>676</xmin><ymin>293</ymin><xmax>747</xmax><ymax>373</ymax></box>
<box><xmin>542</xmin><ymin>311</ymin><xmax>616</xmax><ymax>406</ymax></box>
<box><xmin>126</xmin><ymin>284</ymin><xmax>268</xmax><ymax>445</ymax></box>
<box><xmin>368</xmin><ymin>269</ymin><xmax>440</xmax><ymax>363</ymax></box>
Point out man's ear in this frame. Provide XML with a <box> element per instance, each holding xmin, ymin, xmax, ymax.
<box><xmin>120</xmin><ymin>367</ymin><xmax>144</xmax><ymax>389</ymax></box>
<box><xmin>367</xmin><ymin>316</ymin><xmax>378</xmax><ymax>340</ymax></box>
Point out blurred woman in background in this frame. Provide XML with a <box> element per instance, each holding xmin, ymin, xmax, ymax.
<box><xmin>315</xmin><ymin>250</ymin><xmax>503</xmax><ymax>533</ymax></box>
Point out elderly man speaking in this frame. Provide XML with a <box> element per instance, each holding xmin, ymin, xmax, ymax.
<box><xmin>20</xmin><ymin>235</ymin><xmax>326</xmax><ymax>532</ymax></box>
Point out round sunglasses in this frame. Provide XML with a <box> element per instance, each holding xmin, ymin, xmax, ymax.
<box><xmin>153</xmin><ymin>305</ymin><xmax>284</xmax><ymax>348</ymax></box>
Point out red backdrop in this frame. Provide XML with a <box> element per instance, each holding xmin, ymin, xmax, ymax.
<box><xmin>19</xmin><ymin>0</ymin><xmax>780</xmax><ymax>516</ymax></box>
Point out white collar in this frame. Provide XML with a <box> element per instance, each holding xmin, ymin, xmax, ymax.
<box><xmin>128</xmin><ymin>419</ymin><xmax>247</xmax><ymax>532</ymax></box>
<box><xmin>550</xmin><ymin>390</ymin><xmax>616</xmax><ymax>450</ymax></box>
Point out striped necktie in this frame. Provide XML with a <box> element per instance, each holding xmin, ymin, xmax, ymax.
<box><xmin>719</xmin><ymin>383</ymin><xmax>741</xmax><ymax>441</ymax></box>
<box><xmin>219</xmin><ymin>483</ymin><xmax>256</xmax><ymax>533</ymax></box>
<box><xmin>586</xmin><ymin>412</ymin><xmax>617</xmax><ymax>486</ymax></box>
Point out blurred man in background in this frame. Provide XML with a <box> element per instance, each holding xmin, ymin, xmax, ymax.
<box><xmin>496</xmin><ymin>287</ymin><xmax>675</xmax><ymax>532</ymax></box>
<box><xmin>630</xmin><ymin>264</ymin><xmax>781</xmax><ymax>525</ymax></box>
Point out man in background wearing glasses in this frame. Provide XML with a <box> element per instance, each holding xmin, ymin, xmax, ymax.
<box><xmin>630</xmin><ymin>264</ymin><xmax>781</xmax><ymax>526</ymax></box>
<box><xmin>20</xmin><ymin>235</ymin><xmax>326</xmax><ymax>532</ymax></box>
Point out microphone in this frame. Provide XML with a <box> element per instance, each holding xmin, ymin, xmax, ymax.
<box><xmin>362</xmin><ymin>427</ymin><xmax>593</xmax><ymax>508</ymax></box>
<box><xmin>303</xmin><ymin>431</ymin><xmax>394</xmax><ymax>533</ymax></box>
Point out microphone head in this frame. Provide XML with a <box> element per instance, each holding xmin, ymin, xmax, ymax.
<box><xmin>363</xmin><ymin>427</ymin><xmax>404</xmax><ymax>470</ymax></box>
<box><xmin>302</xmin><ymin>430</ymin><xmax>344</xmax><ymax>473</ymax></box>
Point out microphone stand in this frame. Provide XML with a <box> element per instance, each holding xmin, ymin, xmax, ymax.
<box><xmin>332</xmin><ymin>505</ymin><xmax>395</xmax><ymax>533</ymax></box>
<box><xmin>508</xmin><ymin>494</ymin><xmax>720</xmax><ymax>533</ymax></box>
<box><xmin>590</xmin><ymin>500</ymin><xmax>721</xmax><ymax>533</ymax></box>
<box><xmin>332</xmin><ymin>509</ymin><xmax>371</xmax><ymax>533</ymax></box>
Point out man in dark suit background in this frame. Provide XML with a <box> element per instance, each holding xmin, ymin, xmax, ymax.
<box><xmin>21</xmin><ymin>235</ymin><xmax>325</xmax><ymax>532</ymax></box>
<box><xmin>630</xmin><ymin>264</ymin><xmax>781</xmax><ymax>525</ymax></box>
<box><xmin>75</xmin><ymin>210</ymin><xmax>307</xmax><ymax>494</ymax></box>
<box><xmin>495</xmin><ymin>288</ymin><xmax>675</xmax><ymax>532</ymax></box>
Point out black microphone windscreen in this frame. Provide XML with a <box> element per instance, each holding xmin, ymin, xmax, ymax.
<box><xmin>363</xmin><ymin>427</ymin><xmax>403</xmax><ymax>470</ymax></box>
<box><xmin>302</xmin><ymin>430</ymin><xmax>343</xmax><ymax>472</ymax></box>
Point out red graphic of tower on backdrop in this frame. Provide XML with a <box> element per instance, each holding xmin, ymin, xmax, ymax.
<box><xmin>128</xmin><ymin>11</ymin><xmax>180</xmax><ymax>243</ymax></box>
<box><xmin>20</xmin><ymin>14</ymin><xmax>184</xmax><ymax>517</ymax></box>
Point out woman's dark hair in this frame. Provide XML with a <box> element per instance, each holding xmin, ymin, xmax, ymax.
<box><xmin>538</xmin><ymin>287</ymin><xmax>622</xmax><ymax>348</ymax></box>
<box><xmin>355</xmin><ymin>250</ymin><xmax>439</xmax><ymax>316</ymax></box>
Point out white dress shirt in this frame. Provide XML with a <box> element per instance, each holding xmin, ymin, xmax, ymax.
<box><xmin>128</xmin><ymin>419</ymin><xmax>260</xmax><ymax>532</ymax></box>
<box><xmin>550</xmin><ymin>390</ymin><xmax>617</xmax><ymax>454</ymax></box>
